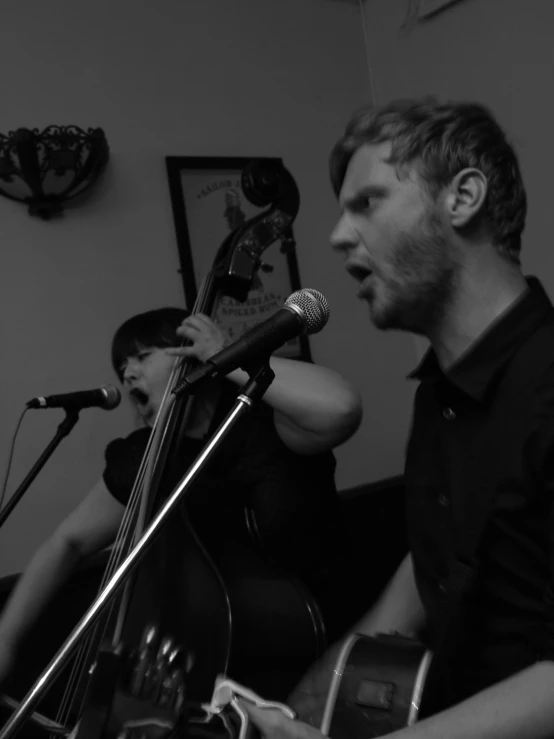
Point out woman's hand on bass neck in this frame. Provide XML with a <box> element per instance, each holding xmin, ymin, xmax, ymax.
<box><xmin>168</xmin><ymin>314</ymin><xmax>228</xmax><ymax>365</ymax></box>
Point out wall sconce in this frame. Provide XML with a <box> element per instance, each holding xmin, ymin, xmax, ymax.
<box><xmin>0</xmin><ymin>125</ymin><xmax>109</xmax><ymax>220</ymax></box>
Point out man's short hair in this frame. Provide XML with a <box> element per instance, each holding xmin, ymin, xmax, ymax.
<box><xmin>330</xmin><ymin>98</ymin><xmax>527</xmax><ymax>264</ymax></box>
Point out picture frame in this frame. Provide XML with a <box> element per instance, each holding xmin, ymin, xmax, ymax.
<box><xmin>165</xmin><ymin>156</ymin><xmax>311</xmax><ymax>361</ymax></box>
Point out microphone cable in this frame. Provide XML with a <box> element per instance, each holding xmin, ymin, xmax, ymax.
<box><xmin>0</xmin><ymin>407</ymin><xmax>29</xmax><ymax>512</ymax></box>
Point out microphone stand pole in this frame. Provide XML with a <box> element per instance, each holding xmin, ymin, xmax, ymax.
<box><xmin>0</xmin><ymin>361</ymin><xmax>275</xmax><ymax>739</ymax></box>
<box><xmin>0</xmin><ymin>410</ymin><xmax>80</xmax><ymax>530</ymax></box>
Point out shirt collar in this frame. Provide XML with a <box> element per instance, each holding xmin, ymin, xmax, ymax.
<box><xmin>408</xmin><ymin>277</ymin><xmax>554</xmax><ymax>401</ymax></box>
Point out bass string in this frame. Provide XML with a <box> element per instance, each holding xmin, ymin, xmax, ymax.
<box><xmin>52</xmin><ymin>275</ymin><xmax>214</xmax><ymax>732</ymax></box>
<box><xmin>51</xmin><ymin>389</ymin><xmax>161</xmax><ymax>729</ymax></box>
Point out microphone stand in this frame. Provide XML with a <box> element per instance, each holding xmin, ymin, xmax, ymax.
<box><xmin>0</xmin><ymin>361</ymin><xmax>275</xmax><ymax>739</ymax></box>
<box><xmin>0</xmin><ymin>409</ymin><xmax>80</xmax><ymax>530</ymax></box>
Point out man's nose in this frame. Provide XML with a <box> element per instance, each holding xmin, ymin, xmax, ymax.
<box><xmin>330</xmin><ymin>216</ymin><xmax>357</xmax><ymax>253</ymax></box>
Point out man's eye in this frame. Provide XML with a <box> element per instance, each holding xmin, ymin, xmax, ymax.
<box><xmin>137</xmin><ymin>351</ymin><xmax>151</xmax><ymax>360</ymax></box>
<box><xmin>352</xmin><ymin>196</ymin><xmax>373</xmax><ymax>213</ymax></box>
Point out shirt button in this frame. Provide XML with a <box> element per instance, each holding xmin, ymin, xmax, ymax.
<box><xmin>438</xmin><ymin>494</ymin><xmax>449</xmax><ymax>507</ymax></box>
<box><xmin>442</xmin><ymin>407</ymin><xmax>456</xmax><ymax>420</ymax></box>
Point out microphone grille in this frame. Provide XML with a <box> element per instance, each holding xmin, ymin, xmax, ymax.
<box><xmin>101</xmin><ymin>384</ymin><xmax>122</xmax><ymax>410</ymax></box>
<box><xmin>285</xmin><ymin>289</ymin><xmax>330</xmax><ymax>334</ymax></box>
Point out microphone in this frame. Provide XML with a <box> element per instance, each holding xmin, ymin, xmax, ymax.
<box><xmin>27</xmin><ymin>384</ymin><xmax>122</xmax><ymax>411</ymax></box>
<box><xmin>173</xmin><ymin>288</ymin><xmax>330</xmax><ymax>395</ymax></box>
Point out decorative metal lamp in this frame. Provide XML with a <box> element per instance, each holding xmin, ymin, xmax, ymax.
<box><xmin>0</xmin><ymin>126</ymin><xmax>109</xmax><ymax>219</ymax></box>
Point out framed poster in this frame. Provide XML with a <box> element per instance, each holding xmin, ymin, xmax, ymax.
<box><xmin>165</xmin><ymin>156</ymin><xmax>310</xmax><ymax>360</ymax></box>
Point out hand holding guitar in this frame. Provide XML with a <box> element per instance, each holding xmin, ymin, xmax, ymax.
<box><xmin>239</xmin><ymin>700</ymin><xmax>325</xmax><ymax>739</ymax></box>
<box><xmin>286</xmin><ymin>642</ymin><xmax>343</xmax><ymax>726</ymax></box>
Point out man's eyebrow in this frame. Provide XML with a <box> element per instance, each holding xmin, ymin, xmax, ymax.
<box><xmin>340</xmin><ymin>184</ymin><xmax>387</xmax><ymax>210</ymax></box>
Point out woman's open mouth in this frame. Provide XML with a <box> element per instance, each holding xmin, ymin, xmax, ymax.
<box><xmin>129</xmin><ymin>388</ymin><xmax>149</xmax><ymax>406</ymax></box>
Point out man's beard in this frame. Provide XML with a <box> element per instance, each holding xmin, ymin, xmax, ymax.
<box><xmin>369</xmin><ymin>207</ymin><xmax>458</xmax><ymax>335</ymax></box>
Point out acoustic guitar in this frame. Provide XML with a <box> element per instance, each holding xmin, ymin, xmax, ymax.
<box><xmin>320</xmin><ymin>634</ymin><xmax>432</xmax><ymax>738</ymax></box>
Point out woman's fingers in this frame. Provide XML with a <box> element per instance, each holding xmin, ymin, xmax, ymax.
<box><xmin>174</xmin><ymin>314</ymin><xmax>226</xmax><ymax>363</ymax></box>
<box><xmin>165</xmin><ymin>347</ymin><xmax>196</xmax><ymax>357</ymax></box>
<box><xmin>177</xmin><ymin>313</ymin><xmax>219</xmax><ymax>333</ymax></box>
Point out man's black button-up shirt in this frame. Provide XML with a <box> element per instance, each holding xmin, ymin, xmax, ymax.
<box><xmin>405</xmin><ymin>277</ymin><xmax>554</xmax><ymax>704</ymax></box>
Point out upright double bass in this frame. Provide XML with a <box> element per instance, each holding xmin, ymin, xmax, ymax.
<box><xmin>0</xmin><ymin>159</ymin><xmax>327</xmax><ymax>739</ymax></box>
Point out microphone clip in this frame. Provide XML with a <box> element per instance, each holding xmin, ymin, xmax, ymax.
<box><xmin>237</xmin><ymin>357</ymin><xmax>275</xmax><ymax>403</ymax></box>
<box><xmin>173</xmin><ymin>355</ymin><xmax>274</xmax><ymax>399</ymax></box>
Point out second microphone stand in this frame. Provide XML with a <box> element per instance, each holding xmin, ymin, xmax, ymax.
<box><xmin>0</xmin><ymin>410</ymin><xmax>80</xmax><ymax>530</ymax></box>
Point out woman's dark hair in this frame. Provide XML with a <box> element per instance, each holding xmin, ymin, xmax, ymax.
<box><xmin>111</xmin><ymin>307</ymin><xmax>190</xmax><ymax>381</ymax></box>
<box><xmin>330</xmin><ymin>97</ymin><xmax>527</xmax><ymax>264</ymax></box>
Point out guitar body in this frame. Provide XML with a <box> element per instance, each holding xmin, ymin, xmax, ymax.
<box><xmin>321</xmin><ymin>634</ymin><xmax>432</xmax><ymax>738</ymax></box>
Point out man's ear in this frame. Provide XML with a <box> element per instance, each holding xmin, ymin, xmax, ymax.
<box><xmin>444</xmin><ymin>168</ymin><xmax>488</xmax><ymax>228</ymax></box>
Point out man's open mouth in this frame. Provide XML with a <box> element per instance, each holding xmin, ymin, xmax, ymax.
<box><xmin>347</xmin><ymin>264</ymin><xmax>373</xmax><ymax>282</ymax></box>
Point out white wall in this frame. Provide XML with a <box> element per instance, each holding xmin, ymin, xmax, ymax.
<box><xmin>362</xmin><ymin>0</ymin><xmax>554</xmax><ymax>292</ymax></box>
<box><xmin>1</xmin><ymin>0</ymin><xmax>412</xmax><ymax>578</ymax></box>
<box><xmin>10</xmin><ymin>0</ymin><xmax>551</xmax><ymax>579</ymax></box>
